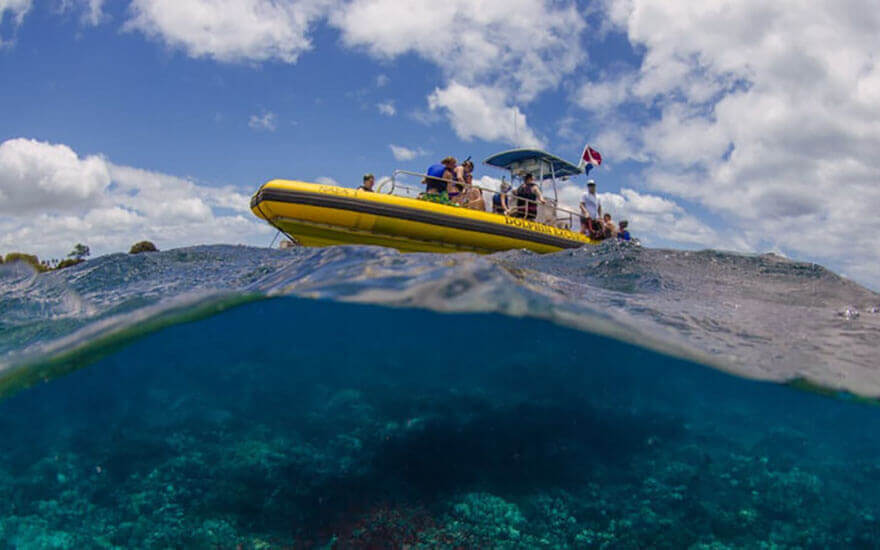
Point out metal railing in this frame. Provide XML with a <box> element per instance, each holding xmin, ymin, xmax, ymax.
<box><xmin>386</xmin><ymin>169</ymin><xmax>584</xmax><ymax>231</ymax></box>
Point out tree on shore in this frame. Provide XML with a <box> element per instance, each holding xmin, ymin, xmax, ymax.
<box><xmin>3</xmin><ymin>253</ymin><xmax>49</xmax><ymax>272</ymax></box>
<box><xmin>68</xmin><ymin>244</ymin><xmax>90</xmax><ymax>260</ymax></box>
<box><xmin>129</xmin><ymin>241</ymin><xmax>158</xmax><ymax>254</ymax></box>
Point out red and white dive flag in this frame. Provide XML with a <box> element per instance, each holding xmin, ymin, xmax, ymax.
<box><xmin>578</xmin><ymin>145</ymin><xmax>602</xmax><ymax>175</ymax></box>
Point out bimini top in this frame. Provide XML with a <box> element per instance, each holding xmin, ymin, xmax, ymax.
<box><xmin>483</xmin><ymin>148</ymin><xmax>583</xmax><ymax>180</ymax></box>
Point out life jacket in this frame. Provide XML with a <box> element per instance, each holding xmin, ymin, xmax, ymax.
<box><xmin>426</xmin><ymin>164</ymin><xmax>445</xmax><ymax>179</ymax></box>
<box><xmin>425</xmin><ymin>164</ymin><xmax>446</xmax><ymax>192</ymax></box>
<box><xmin>492</xmin><ymin>192</ymin><xmax>504</xmax><ymax>212</ymax></box>
<box><xmin>515</xmin><ymin>184</ymin><xmax>538</xmax><ymax>217</ymax></box>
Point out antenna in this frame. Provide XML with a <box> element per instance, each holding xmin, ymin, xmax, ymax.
<box><xmin>513</xmin><ymin>110</ymin><xmax>519</xmax><ymax>146</ymax></box>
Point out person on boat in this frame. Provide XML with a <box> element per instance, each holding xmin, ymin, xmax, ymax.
<box><xmin>423</xmin><ymin>161</ymin><xmax>451</xmax><ymax>203</ymax></box>
<box><xmin>455</xmin><ymin>159</ymin><xmax>484</xmax><ymax>210</ymax></box>
<box><xmin>462</xmin><ymin>161</ymin><xmax>474</xmax><ymax>185</ymax></box>
<box><xmin>462</xmin><ymin>175</ymin><xmax>486</xmax><ymax>211</ymax></box>
<box><xmin>579</xmin><ymin>180</ymin><xmax>602</xmax><ymax>237</ymax></box>
<box><xmin>455</xmin><ymin>158</ymin><xmax>473</xmax><ymax>188</ymax></box>
<box><xmin>602</xmin><ymin>213</ymin><xmax>617</xmax><ymax>239</ymax></box>
<box><xmin>492</xmin><ymin>181</ymin><xmax>512</xmax><ymax>214</ymax></box>
<box><xmin>442</xmin><ymin>156</ymin><xmax>464</xmax><ymax>202</ymax></box>
<box><xmin>513</xmin><ymin>173</ymin><xmax>545</xmax><ymax>221</ymax></box>
<box><xmin>617</xmin><ymin>220</ymin><xmax>631</xmax><ymax>241</ymax></box>
<box><xmin>359</xmin><ymin>173</ymin><xmax>375</xmax><ymax>192</ymax></box>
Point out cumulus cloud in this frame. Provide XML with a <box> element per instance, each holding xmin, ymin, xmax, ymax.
<box><xmin>0</xmin><ymin>138</ymin><xmax>111</xmax><ymax>213</ymax></box>
<box><xmin>0</xmin><ymin>138</ymin><xmax>271</xmax><ymax>260</ymax></box>
<box><xmin>332</xmin><ymin>0</ymin><xmax>585</xmax><ymax>147</ymax></box>
<box><xmin>428</xmin><ymin>82</ymin><xmax>543</xmax><ymax>148</ymax></box>
<box><xmin>116</xmin><ymin>1</ymin><xmax>586</xmax><ymax>149</ymax></box>
<box><xmin>376</xmin><ymin>100</ymin><xmax>395</xmax><ymax>116</ymax></box>
<box><xmin>120</xmin><ymin>0</ymin><xmax>586</xmax><ymax>104</ymax></box>
<box><xmin>388</xmin><ymin>144</ymin><xmax>426</xmax><ymax>162</ymax></box>
<box><xmin>248</xmin><ymin>111</ymin><xmax>277</xmax><ymax>131</ymax></box>
<box><xmin>125</xmin><ymin>0</ymin><xmax>334</xmax><ymax>63</ymax></box>
<box><xmin>578</xmin><ymin>0</ymin><xmax>880</xmax><ymax>287</ymax></box>
<box><xmin>552</xmin><ymin>180</ymin><xmax>731</xmax><ymax>249</ymax></box>
<box><xmin>331</xmin><ymin>0</ymin><xmax>584</xmax><ymax>103</ymax></box>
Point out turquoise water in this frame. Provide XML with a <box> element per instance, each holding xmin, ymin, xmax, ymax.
<box><xmin>1</xmin><ymin>244</ymin><xmax>879</xmax><ymax>548</ymax></box>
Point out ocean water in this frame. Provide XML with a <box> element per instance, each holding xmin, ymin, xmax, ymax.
<box><xmin>0</xmin><ymin>243</ymin><xmax>879</xmax><ymax>548</ymax></box>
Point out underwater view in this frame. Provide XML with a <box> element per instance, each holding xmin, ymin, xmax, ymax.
<box><xmin>1</xmin><ymin>243</ymin><xmax>880</xmax><ymax>548</ymax></box>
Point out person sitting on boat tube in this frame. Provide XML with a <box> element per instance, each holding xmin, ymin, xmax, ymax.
<box><xmin>617</xmin><ymin>220</ymin><xmax>631</xmax><ymax>241</ymax></box>
<box><xmin>579</xmin><ymin>180</ymin><xmax>602</xmax><ymax>237</ymax></box>
<box><xmin>457</xmin><ymin>160</ymin><xmax>484</xmax><ymax>210</ymax></box>
<box><xmin>493</xmin><ymin>181</ymin><xmax>512</xmax><ymax>214</ymax></box>
<box><xmin>423</xmin><ymin>160</ymin><xmax>451</xmax><ymax>203</ymax></box>
<box><xmin>513</xmin><ymin>173</ymin><xmax>545</xmax><ymax>220</ymax></box>
<box><xmin>602</xmin><ymin>213</ymin><xmax>617</xmax><ymax>239</ymax></box>
<box><xmin>442</xmin><ymin>156</ymin><xmax>464</xmax><ymax>201</ymax></box>
<box><xmin>359</xmin><ymin>173</ymin><xmax>375</xmax><ymax>192</ymax></box>
<box><xmin>452</xmin><ymin>157</ymin><xmax>472</xmax><ymax>200</ymax></box>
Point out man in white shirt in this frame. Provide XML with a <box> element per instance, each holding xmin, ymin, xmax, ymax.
<box><xmin>579</xmin><ymin>180</ymin><xmax>602</xmax><ymax>236</ymax></box>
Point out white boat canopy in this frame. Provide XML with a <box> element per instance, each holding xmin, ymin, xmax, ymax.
<box><xmin>483</xmin><ymin>148</ymin><xmax>583</xmax><ymax>180</ymax></box>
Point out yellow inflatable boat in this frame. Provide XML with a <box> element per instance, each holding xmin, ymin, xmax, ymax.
<box><xmin>250</xmin><ymin>148</ymin><xmax>596</xmax><ymax>254</ymax></box>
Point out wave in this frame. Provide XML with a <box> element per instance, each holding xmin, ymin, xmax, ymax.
<box><xmin>1</xmin><ymin>243</ymin><xmax>878</xmax><ymax>400</ymax></box>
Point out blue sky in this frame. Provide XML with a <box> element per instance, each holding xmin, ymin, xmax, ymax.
<box><xmin>1</xmin><ymin>0</ymin><xmax>878</xmax><ymax>290</ymax></box>
<box><xmin>0</xmin><ymin>1</ymin><xmax>630</xmax><ymax>185</ymax></box>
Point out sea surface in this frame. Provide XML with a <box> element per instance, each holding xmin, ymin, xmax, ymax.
<box><xmin>0</xmin><ymin>243</ymin><xmax>879</xmax><ymax>548</ymax></box>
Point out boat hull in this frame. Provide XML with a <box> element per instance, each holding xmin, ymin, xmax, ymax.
<box><xmin>250</xmin><ymin>180</ymin><xmax>594</xmax><ymax>254</ymax></box>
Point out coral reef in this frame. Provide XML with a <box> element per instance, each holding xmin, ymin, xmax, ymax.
<box><xmin>1</xmin><ymin>295</ymin><xmax>879</xmax><ymax>548</ymax></box>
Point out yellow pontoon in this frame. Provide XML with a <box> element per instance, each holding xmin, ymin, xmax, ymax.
<box><xmin>250</xmin><ymin>148</ymin><xmax>597</xmax><ymax>254</ymax></box>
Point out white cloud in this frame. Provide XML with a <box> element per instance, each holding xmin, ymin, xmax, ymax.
<box><xmin>125</xmin><ymin>0</ymin><xmax>335</xmax><ymax>63</ymax></box>
<box><xmin>116</xmin><ymin>0</ymin><xmax>587</xmax><ymax>149</ymax></box>
<box><xmin>0</xmin><ymin>0</ymin><xmax>31</xmax><ymax>44</ymax></box>
<box><xmin>58</xmin><ymin>0</ymin><xmax>106</xmax><ymax>25</ymax></box>
<box><xmin>80</xmin><ymin>0</ymin><xmax>105</xmax><ymax>25</ymax></box>
<box><xmin>574</xmin><ymin>72</ymin><xmax>636</xmax><ymax>114</ymax></box>
<box><xmin>0</xmin><ymin>138</ymin><xmax>111</xmax><ymax>214</ymax></box>
<box><xmin>0</xmin><ymin>138</ymin><xmax>271</xmax><ymax>260</ymax></box>
<box><xmin>248</xmin><ymin>111</ymin><xmax>277</xmax><ymax>131</ymax></box>
<box><xmin>583</xmin><ymin>0</ymin><xmax>880</xmax><ymax>288</ymax></box>
<box><xmin>428</xmin><ymin>82</ymin><xmax>542</xmax><ymax>148</ymax></box>
<box><xmin>331</xmin><ymin>0</ymin><xmax>585</xmax><ymax>103</ymax></box>
<box><xmin>388</xmin><ymin>144</ymin><xmax>426</xmax><ymax>162</ymax></box>
<box><xmin>331</xmin><ymin>0</ymin><xmax>586</xmax><ymax>148</ymax></box>
<box><xmin>553</xmin><ymin>181</ymin><xmax>730</xmax><ymax>249</ymax></box>
<box><xmin>376</xmin><ymin>100</ymin><xmax>395</xmax><ymax>116</ymax></box>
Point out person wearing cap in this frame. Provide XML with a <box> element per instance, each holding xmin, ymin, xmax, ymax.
<box><xmin>359</xmin><ymin>173</ymin><xmax>375</xmax><ymax>192</ymax></box>
<box><xmin>492</xmin><ymin>181</ymin><xmax>512</xmax><ymax>214</ymax></box>
<box><xmin>579</xmin><ymin>179</ymin><xmax>602</xmax><ymax>237</ymax></box>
